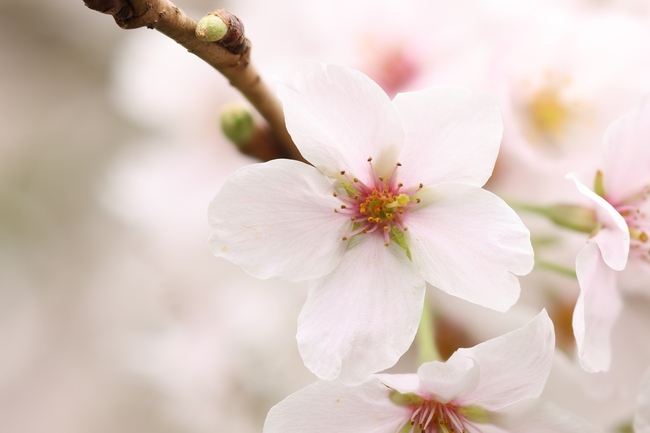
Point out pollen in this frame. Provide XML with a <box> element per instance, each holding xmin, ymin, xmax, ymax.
<box><xmin>335</xmin><ymin>158</ymin><xmax>422</xmax><ymax>246</ymax></box>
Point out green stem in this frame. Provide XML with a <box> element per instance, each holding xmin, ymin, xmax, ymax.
<box><xmin>417</xmin><ymin>294</ymin><xmax>441</xmax><ymax>365</ymax></box>
<box><xmin>536</xmin><ymin>259</ymin><xmax>577</xmax><ymax>278</ymax></box>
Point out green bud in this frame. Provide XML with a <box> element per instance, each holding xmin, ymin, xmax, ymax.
<box><xmin>220</xmin><ymin>104</ymin><xmax>255</xmax><ymax>145</ymax></box>
<box><xmin>457</xmin><ymin>405</ymin><xmax>491</xmax><ymax>424</ymax></box>
<box><xmin>196</xmin><ymin>14</ymin><xmax>228</xmax><ymax>42</ymax></box>
<box><xmin>389</xmin><ymin>391</ymin><xmax>423</xmax><ymax>406</ymax></box>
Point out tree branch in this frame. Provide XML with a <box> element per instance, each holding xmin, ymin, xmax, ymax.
<box><xmin>83</xmin><ymin>0</ymin><xmax>303</xmax><ymax>162</ymax></box>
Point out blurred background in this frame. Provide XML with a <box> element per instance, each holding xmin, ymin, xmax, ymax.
<box><xmin>2</xmin><ymin>0</ymin><xmax>650</xmax><ymax>432</ymax></box>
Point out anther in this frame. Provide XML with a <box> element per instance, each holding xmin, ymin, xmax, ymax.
<box><xmin>419</xmin><ymin>183</ymin><xmax>423</xmax><ymax>189</ymax></box>
<box><xmin>333</xmin><ymin>192</ymin><xmax>337</xmax><ymax>197</ymax></box>
<box><xmin>340</xmin><ymin>170</ymin><xmax>346</xmax><ymax>175</ymax></box>
<box><xmin>351</xmin><ymin>217</ymin><xmax>356</xmax><ymax>221</ymax></box>
<box><xmin>341</xmin><ymin>205</ymin><xmax>347</xmax><ymax>209</ymax></box>
<box><xmin>342</xmin><ymin>236</ymin><xmax>347</xmax><ymax>241</ymax></box>
<box><xmin>367</xmin><ymin>157</ymin><xmax>373</xmax><ymax>162</ymax></box>
<box><xmin>396</xmin><ymin>162</ymin><xmax>402</xmax><ymax>166</ymax></box>
<box><xmin>398</xmin><ymin>183</ymin><xmax>403</xmax><ymax>187</ymax></box>
<box><xmin>416</xmin><ymin>198</ymin><xmax>421</xmax><ymax>203</ymax></box>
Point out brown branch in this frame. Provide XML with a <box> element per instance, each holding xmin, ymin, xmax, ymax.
<box><xmin>83</xmin><ymin>0</ymin><xmax>303</xmax><ymax>162</ymax></box>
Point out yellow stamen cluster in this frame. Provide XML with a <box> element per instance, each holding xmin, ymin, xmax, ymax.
<box><xmin>358</xmin><ymin>190</ymin><xmax>411</xmax><ymax>226</ymax></box>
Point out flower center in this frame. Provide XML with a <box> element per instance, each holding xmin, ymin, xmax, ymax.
<box><xmin>518</xmin><ymin>73</ymin><xmax>580</xmax><ymax>154</ymax></box>
<box><xmin>390</xmin><ymin>392</ymin><xmax>480</xmax><ymax>433</ymax></box>
<box><xmin>527</xmin><ymin>85</ymin><xmax>570</xmax><ymax>141</ymax></box>
<box><xmin>615</xmin><ymin>185</ymin><xmax>650</xmax><ymax>260</ymax></box>
<box><xmin>333</xmin><ymin>157</ymin><xmax>421</xmax><ymax>247</ymax></box>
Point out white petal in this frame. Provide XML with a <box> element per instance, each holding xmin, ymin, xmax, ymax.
<box><xmin>634</xmin><ymin>367</ymin><xmax>650</xmax><ymax>433</ymax></box>
<box><xmin>603</xmin><ymin>98</ymin><xmax>650</xmax><ymax>203</ymax></box>
<box><xmin>573</xmin><ymin>241</ymin><xmax>622</xmax><ymax>373</ymax></box>
<box><xmin>297</xmin><ymin>234</ymin><xmax>426</xmax><ymax>384</ymax></box>
<box><xmin>393</xmin><ymin>87</ymin><xmax>502</xmax><ymax>188</ymax></box>
<box><xmin>263</xmin><ymin>379</ymin><xmax>409</xmax><ymax>433</ymax></box>
<box><xmin>277</xmin><ymin>62</ymin><xmax>405</xmax><ymax>182</ymax></box>
<box><xmin>452</xmin><ymin>310</ymin><xmax>555</xmax><ymax>410</ymax></box>
<box><xmin>416</xmin><ymin>358</ymin><xmax>480</xmax><ymax>404</ymax></box>
<box><xmin>489</xmin><ymin>398</ymin><xmax>595</xmax><ymax>433</ymax></box>
<box><xmin>208</xmin><ymin>159</ymin><xmax>348</xmax><ymax>281</ymax></box>
<box><xmin>566</xmin><ymin>173</ymin><xmax>629</xmax><ymax>271</ymax></box>
<box><xmin>374</xmin><ymin>374</ymin><xmax>420</xmax><ymax>394</ymax></box>
<box><xmin>406</xmin><ymin>184</ymin><xmax>534</xmax><ymax>312</ymax></box>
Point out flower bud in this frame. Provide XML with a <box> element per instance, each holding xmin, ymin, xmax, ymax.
<box><xmin>220</xmin><ymin>104</ymin><xmax>255</xmax><ymax>145</ymax></box>
<box><xmin>195</xmin><ymin>14</ymin><xmax>228</xmax><ymax>42</ymax></box>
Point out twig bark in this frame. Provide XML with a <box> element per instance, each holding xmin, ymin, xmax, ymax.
<box><xmin>83</xmin><ymin>0</ymin><xmax>303</xmax><ymax>162</ymax></box>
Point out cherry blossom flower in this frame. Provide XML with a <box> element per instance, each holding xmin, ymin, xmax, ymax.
<box><xmin>263</xmin><ymin>310</ymin><xmax>593</xmax><ymax>433</ymax></box>
<box><xmin>208</xmin><ymin>62</ymin><xmax>534</xmax><ymax>384</ymax></box>
<box><xmin>568</xmin><ymin>99</ymin><xmax>650</xmax><ymax>373</ymax></box>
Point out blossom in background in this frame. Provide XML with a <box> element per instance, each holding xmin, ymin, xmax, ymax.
<box><xmin>488</xmin><ymin>9</ymin><xmax>650</xmax><ymax>204</ymax></box>
<box><xmin>568</xmin><ymin>99</ymin><xmax>650</xmax><ymax>373</ymax></box>
<box><xmin>208</xmin><ymin>62</ymin><xmax>534</xmax><ymax>384</ymax></box>
<box><xmin>263</xmin><ymin>310</ymin><xmax>593</xmax><ymax>433</ymax></box>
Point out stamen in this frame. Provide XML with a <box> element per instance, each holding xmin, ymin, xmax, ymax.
<box><xmin>342</xmin><ymin>224</ymin><xmax>372</xmax><ymax>241</ymax></box>
<box><xmin>334</xmin><ymin>163</ymin><xmax>423</xmax><ymax>245</ymax></box>
<box><xmin>388</xmin><ymin>162</ymin><xmax>401</xmax><ymax>190</ymax></box>
<box><xmin>367</xmin><ymin>156</ymin><xmax>380</xmax><ymax>190</ymax></box>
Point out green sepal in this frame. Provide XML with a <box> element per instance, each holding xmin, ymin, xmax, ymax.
<box><xmin>389</xmin><ymin>391</ymin><xmax>423</xmax><ymax>407</ymax></box>
<box><xmin>341</xmin><ymin>182</ymin><xmax>358</xmax><ymax>198</ymax></box>
<box><xmin>594</xmin><ymin>170</ymin><xmax>605</xmax><ymax>198</ymax></box>
<box><xmin>389</xmin><ymin>226</ymin><xmax>412</xmax><ymax>260</ymax></box>
<box><xmin>457</xmin><ymin>405</ymin><xmax>491</xmax><ymax>424</ymax></box>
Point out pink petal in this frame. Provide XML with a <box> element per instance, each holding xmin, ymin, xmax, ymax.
<box><xmin>276</xmin><ymin>62</ymin><xmax>405</xmax><ymax>183</ymax></box>
<box><xmin>416</xmin><ymin>358</ymin><xmax>480</xmax><ymax>404</ymax></box>
<box><xmin>263</xmin><ymin>379</ymin><xmax>409</xmax><ymax>433</ymax></box>
<box><xmin>603</xmin><ymin>99</ymin><xmax>650</xmax><ymax>204</ymax></box>
<box><xmin>393</xmin><ymin>87</ymin><xmax>502</xmax><ymax>188</ymax></box>
<box><xmin>297</xmin><ymin>234</ymin><xmax>426</xmax><ymax>384</ymax></box>
<box><xmin>567</xmin><ymin>173</ymin><xmax>629</xmax><ymax>271</ymax></box>
<box><xmin>208</xmin><ymin>159</ymin><xmax>348</xmax><ymax>281</ymax></box>
<box><xmin>489</xmin><ymin>398</ymin><xmax>594</xmax><ymax>432</ymax></box>
<box><xmin>452</xmin><ymin>310</ymin><xmax>555</xmax><ymax>410</ymax></box>
<box><xmin>573</xmin><ymin>241</ymin><xmax>623</xmax><ymax>373</ymax></box>
<box><xmin>406</xmin><ymin>183</ymin><xmax>534</xmax><ymax>312</ymax></box>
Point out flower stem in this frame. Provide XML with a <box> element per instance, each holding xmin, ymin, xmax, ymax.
<box><xmin>417</xmin><ymin>294</ymin><xmax>441</xmax><ymax>365</ymax></box>
<box><xmin>536</xmin><ymin>259</ymin><xmax>577</xmax><ymax>278</ymax></box>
